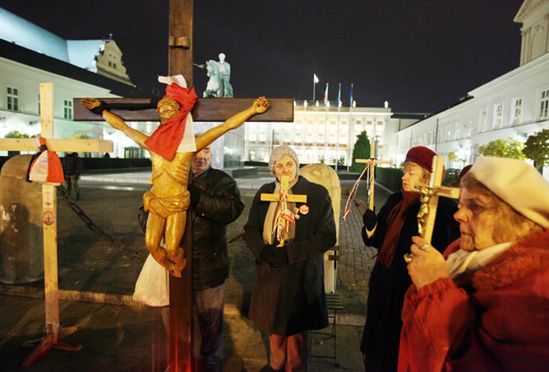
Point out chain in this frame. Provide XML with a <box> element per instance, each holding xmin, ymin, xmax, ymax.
<box><xmin>58</xmin><ymin>185</ymin><xmax>141</xmax><ymax>260</ymax></box>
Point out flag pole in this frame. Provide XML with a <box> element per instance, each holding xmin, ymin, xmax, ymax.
<box><xmin>349</xmin><ymin>83</ymin><xmax>354</xmax><ymax>107</ymax></box>
<box><xmin>313</xmin><ymin>73</ymin><xmax>319</xmax><ymax>102</ymax></box>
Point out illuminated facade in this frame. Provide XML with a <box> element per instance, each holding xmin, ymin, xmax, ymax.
<box><xmin>395</xmin><ymin>0</ymin><xmax>549</xmax><ymax>180</ymax></box>
<box><xmin>244</xmin><ymin>102</ymin><xmax>397</xmax><ymax>167</ymax></box>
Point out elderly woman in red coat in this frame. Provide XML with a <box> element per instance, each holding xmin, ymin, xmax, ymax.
<box><xmin>399</xmin><ymin>157</ymin><xmax>549</xmax><ymax>371</ymax></box>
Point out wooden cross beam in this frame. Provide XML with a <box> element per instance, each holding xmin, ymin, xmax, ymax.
<box><xmin>0</xmin><ymin>83</ymin><xmax>113</xmax><ymax>367</ymax></box>
<box><xmin>261</xmin><ymin>175</ymin><xmax>307</xmax><ymax>247</ymax></box>
<box><xmin>416</xmin><ymin>155</ymin><xmax>460</xmax><ymax>243</ymax></box>
<box><xmin>73</xmin><ymin>97</ymin><xmax>293</xmax><ymax>122</ymax></box>
<box><xmin>355</xmin><ymin>137</ymin><xmax>392</xmax><ymax>210</ymax></box>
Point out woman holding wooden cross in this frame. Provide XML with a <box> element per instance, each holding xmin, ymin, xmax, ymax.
<box><xmin>399</xmin><ymin>157</ymin><xmax>549</xmax><ymax>371</ymax></box>
<box><xmin>360</xmin><ymin>146</ymin><xmax>460</xmax><ymax>371</ymax></box>
<box><xmin>244</xmin><ymin>145</ymin><xmax>336</xmax><ymax>371</ymax></box>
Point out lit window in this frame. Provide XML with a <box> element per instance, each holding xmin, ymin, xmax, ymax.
<box><xmin>7</xmin><ymin>87</ymin><xmax>19</xmax><ymax>111</ymax></box>
<box><xmin>64</xmin><ymin>99</ymin><xmax>73</xmax><ymax>120</ymax></box>
<box><xmin>493</xmin><ymin>104</ymin><xmax>503</xmax><ymax>129</ymax></box>
<box><xmin>479</xmin><ymin>110</ymin><xmax>487</xmax><ymax>132</ymax></box>
<box><xmin>512</xmin><ymin>98</ymin><xmax>522</xmax><ymax>125</ymax></box>
<box><xmin>539</xmin><ymin>89</ymin><xmax>549</xmax><ymax>120</ymax></box>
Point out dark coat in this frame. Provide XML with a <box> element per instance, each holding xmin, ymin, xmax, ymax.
<box><xmin>190</xmin><ymin>167</ymin><xmax>244</xmax><ymax>290</ymax></box>
<box><xmin>361</xmin><ymin>192</ymin><xmax>459</xmax><ymax>371</ymax></box>
<box><xmin>244</xmin><ymin>176</ymin><xmax>337</xmax><ymax>336</ymax></box>
<box><xmin>62</xmin><ymin>153</ymin><xmax>83</xmax><ymax>176</ymax></box>
<box><xmin>138</xmin><ymin>167</ymin><xmax>243</xmax><ymax>290</ymax></box>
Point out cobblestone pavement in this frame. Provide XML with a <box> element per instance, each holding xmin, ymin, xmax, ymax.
<box><xmin>0</xmin><ymin>170</ymin><xmax>391</xmax><ymax>371</ymax></box>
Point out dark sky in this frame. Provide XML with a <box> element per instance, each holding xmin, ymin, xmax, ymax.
<box><xmin>1</xmin><ymin>0</ymin><xmax>524</xmax><ymax>113</ymax></box>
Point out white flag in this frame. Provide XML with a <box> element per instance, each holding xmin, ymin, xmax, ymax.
<box><xmin>313</xmin><ymin>73</ymin><xmax>319</xmax><ymax>84</ymax></box>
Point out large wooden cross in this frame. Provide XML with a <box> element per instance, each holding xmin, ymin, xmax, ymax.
<box><xmin>0</xmin><ymin>83</ymin><xmax>112</xmax><ymax>367</ymax></box>
<box><xmin>260</xmin><ymin>175</ymin><xmax>307</xmax><ymax>247</ymax></box>
<box><xmin>73</xmin><ymin>1</ymin><xmax>293</xmax><ymax>370</ymax></box>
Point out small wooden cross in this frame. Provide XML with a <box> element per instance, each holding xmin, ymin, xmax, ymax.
<box><xmin>415</xmin><ymin>155</ymin><xmax>460</xmax><ymax>243</ymax></box>
<box><xmin>355</xmin><ymin>136</ymin><xmax>392</xmax><ymax>210</ymax></box>
<box><xmin>261</xmin><ymin>175</ymin><xmax>307</xmax><ymax>247</ymax></box>
<box><xmin>0</xmin><ymin>83</ymin><xmax>112</xmax><ymax>367</ymax></box>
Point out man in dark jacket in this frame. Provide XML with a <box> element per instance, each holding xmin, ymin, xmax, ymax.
<box><xmin>244</xmin><ymin>145</ymin><xmax>336</xmax><ymax>372</ymax></box>
<box><xmin>187</xmin><ymin>144</ymin><xmax>244</xmax><ymax>370</ymax></box>
<box><xmin>137</xmin><ymin>145</ymin><xmax>244</xmax><ymax>371</ymax></box>
<box><xmin>62</xmin><ymin>152</ymin><xmax>83</xmax><ymax>200</ymax></box>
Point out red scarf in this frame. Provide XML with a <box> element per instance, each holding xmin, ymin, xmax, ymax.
<box><xmin>377</xmin><ymin>191</ymin><xmax>420</xmax><ymax>268</ymax></box>
<box><xmin>144</xmin><ymin>83</ymin><xmax>198</xmax><ymax>160</ymax></box>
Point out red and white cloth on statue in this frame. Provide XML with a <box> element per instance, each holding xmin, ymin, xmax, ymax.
<box><xmin>144</xmin><ymin>75</ymin><xmax>198</xmax><ymax>160</ymax></box>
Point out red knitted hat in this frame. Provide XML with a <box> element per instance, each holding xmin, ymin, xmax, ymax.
<box><xmin>404</xmin><ymin>146</ymin><xmax>438</xmax><ymax>173</ymax></box>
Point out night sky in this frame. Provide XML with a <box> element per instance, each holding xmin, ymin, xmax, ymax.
<box><xmin>1</xmin><ymin>0</ymin><xmax>524</xmax><ymax>113</ymax></box>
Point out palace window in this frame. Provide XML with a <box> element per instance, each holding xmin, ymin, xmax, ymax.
<box><xmin>512</xmin><ymin>98</ymin><xmax>522</xmax><ymax>125</ymax></box>
<box><xmin>492</xmin><ymin>104</ymin><xmax>503</xmax><ymax>129</ymax></box>
<box><xmin>479</xmin><ymin>109</ymin><xmax>488</xmax><ymax>132</ymax></box>
<box><xmin>64</xmin><ymin>99</ymin><xmax>73</xmax><ymax>120</ymax></box>
<box><xmin>540</xmin><ymin>88</ymin><xmax>549</xmax><ymax>120</ymax></box>
<box><xmin>7</xmin><ymin>87</ymin><xmax>19</xmax><ymax>111</ymax></box>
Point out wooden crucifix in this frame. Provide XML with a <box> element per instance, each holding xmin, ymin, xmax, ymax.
<box><xmin>0</xmin><ymin>83</ymin><xmax>112</xmax><ymax>367</ymax></box>
<box><xmin>355</xmin><ymin>136</ymin><xmax>392</xmax><ymax>210</ymax></box>
<box><xmin>260</xmin><ymin>175</ymin><xmax>307</xmax><ymax>247</ymax></box>
<box><xmin>73</xmin><ymin>1</ymin><xmax>293</xmax><ymax>370</ymax></box>
<box><xmin>404</xmin><ymin>155</ymin><xmax>460</xmax><ymax>264</ymax></box>
<box><xmin>415</xmin><ymin>155</ymin><xmax>460</xmax><ymax>243</ymax></box>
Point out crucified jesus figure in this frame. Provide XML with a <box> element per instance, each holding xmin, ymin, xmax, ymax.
<box><xmin>82</xmin><ymin>75</ymin><xmax>270</xmax><ymax>277</ymax></box>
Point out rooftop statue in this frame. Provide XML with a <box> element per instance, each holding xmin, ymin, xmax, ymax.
<box><xmin>195</xmin><ymin>53</ymin><xmax>234</xmax><ymax>98</ymax></box>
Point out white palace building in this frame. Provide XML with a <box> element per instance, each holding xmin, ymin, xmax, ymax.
<box><xmin>243</xmin><ymin>101</ymin><xmax>400</xmax><ymax>167</ymax></box>
<box><xmin>395</xmin><ymin>0</ymin><xmax>549</xmax><ymax>173</ymax></box>
<box><xmin>244</xmin><ymin>0</ymin><xmax>549</xmax><ymax>175</ymax></box>
<box><xmin>0</xmin><ymin>1</ymin><xmax>548</xmax><ymax>176</ymax></box>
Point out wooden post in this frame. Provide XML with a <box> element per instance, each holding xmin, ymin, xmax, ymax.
<box><xmin>368</xmin><ymin>137</ymin><xmax>376</xmax><ymax>210</ymax></box>
<box><xmin>169</xmin><ymin>0</ymin><xmax>193</xmax><ymax>82</ymax></box>
<box><xmin>168</xmin><ymin>1</ymin><xmax>194</xmax><ymax>370</ymax></box>
<box><xmin>40</xmin><ymin>84</ymin><xmax>60</xmax><ymax>341</ymax></box>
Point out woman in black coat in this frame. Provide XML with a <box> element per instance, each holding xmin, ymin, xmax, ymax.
<box><xmin>360</xmin><ymin>146</ymin><xmax>460</xmax><ymax>372</ymax></box>
<box><xmin>244</xmin><ymin>146</ymin><xmax>336</xmax><ymax>372</ymax></box>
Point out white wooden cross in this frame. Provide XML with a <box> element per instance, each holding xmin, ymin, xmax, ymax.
<box><xmin>0</xmin><ymin>83</ymin><xmax>112</xmax><ymax>367</ymax></box>
<box><xmin>260</xmin><ymin>175</ymin><xmax>307</xmax><ymax>247</ymax></box>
